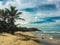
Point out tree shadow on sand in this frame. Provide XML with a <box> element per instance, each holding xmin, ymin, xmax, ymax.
<box><xmin>14</xmin><ymin>32</ymin><xmax>41</xmax><ymax>44</ymax></box>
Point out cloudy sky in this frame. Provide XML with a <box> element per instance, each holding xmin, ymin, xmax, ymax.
<box><xmin>0</xmin><ymin>0</ymin><xmax>60</xmax><ymax>32</ymax></box>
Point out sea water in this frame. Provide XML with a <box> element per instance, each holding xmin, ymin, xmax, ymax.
<box><xmin>31</xmin><ymin>31</ymin><xmax>60</xmax><ymax>39</ymax></box>
<box><xmin>44</xmin><ymin>33</ymin><xmax>60</xmax><ymax>39</ymax></box>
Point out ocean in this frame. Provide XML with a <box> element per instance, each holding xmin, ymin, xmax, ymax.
<box><xmin>31</xmin><ymin>31</ymin><xmax>60</xmax><ymax>39</ymax></box>
<box><xmin>44</xmin><ymin>33</ymin><xmax>60</xmax><ymax>39</ymax></box>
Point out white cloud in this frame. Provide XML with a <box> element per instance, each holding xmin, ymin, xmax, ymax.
<box><xmin>0</xmin><ymin>0</ymin><xmax>34</xmax><ymax>9</ymax></box>
<box><xmin>15</xmin><ymin>11</ymin><xmax>35</xmax><ymax>25</ymax></box>
<box><xmin>0</xmin><ymin>0</ymin><xmax>60</xmax><ymax>9</ymax></box>
<box><xmin>0</xmin><ymin>0</ymin><xmax>60</xmax><ymax>31</ymax></box>
<box><xmin>0</xmin><ymin>2</ymin><xmax>4</xmax><ymax>9</ymax></box>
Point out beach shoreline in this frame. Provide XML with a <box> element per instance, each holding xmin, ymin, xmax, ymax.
<box><xmin>0</xmin><ymin>31</ymin><xmax>60</xmax><ymax>45</ymax></box>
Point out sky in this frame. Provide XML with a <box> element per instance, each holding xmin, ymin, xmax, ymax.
<box><xmin>0</xmin><ymin>0</ymin><xmax>60</xmax><ymax>32</ymax></box>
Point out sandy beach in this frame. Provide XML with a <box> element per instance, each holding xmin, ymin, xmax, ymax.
<box><xmin>0</xmin><ymin>32</ymin><xmax>60</xmax><ymax>45</ymax></box>
<box><xmin>0</xmin><ymin>32</ymin><xmax>41</xmax><ymax>45</ymax></box>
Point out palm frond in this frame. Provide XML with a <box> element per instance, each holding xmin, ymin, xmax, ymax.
<box><xmin>14</xmin><ymin>15</ymin><xmax>19</xmax><ymax>18</ymax></box>
<box><xmin>17</xmin><ymin>18</ymin><xmax>25</xmax><ymax>21</ymax></box>
<box><xmin>4</xmin><ymin>9</ymin><xmax>8</xmax><ymax>16</ymax></box>
<box><xmin>16</xmin><ymin>12</ymin><xmax>22</xmax><ymax>15</ymax></box>
<box><xmin>13</xmin><ymin>10</ymin><xmax>18</xmax><ymax>15</ymax></box>
<box><xmin>5</xmin><ymin>8</ymin><xmax>11</xmax><ymax>15</ymax></box>
<box><xmin>10</xmin><ymin>6</ymin><xmax>16</xmax><ymax>11</ymax></box>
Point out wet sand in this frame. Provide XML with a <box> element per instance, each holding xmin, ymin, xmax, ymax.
<box><xmin>31</xmin><ymin>31</ymin><xmax>60</xmax><ymax>45</ymax></box>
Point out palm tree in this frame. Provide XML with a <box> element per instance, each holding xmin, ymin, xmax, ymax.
<box><xmin>0</xmin><ymin>6</ymin><xmax>25</xmax><ymax>34</ymax></box>
<box><xmin>6</xmin><ymin>6</ymin><xmax>25</xmax><ymax>25</ymax></box>
<box><xmin>5</xmin><ymin>6</ymin><xmax>25</xmax><ymax>34</ymax></box>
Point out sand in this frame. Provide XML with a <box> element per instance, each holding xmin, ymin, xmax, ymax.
<box><xmin>0</xmin><ymin>32</ymin><xmax>41</xmax><ymax>45</ymax></box>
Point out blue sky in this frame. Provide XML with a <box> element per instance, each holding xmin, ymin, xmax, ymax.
<box><xmin>0</xmin><ymin>0</ymin><xmax>60</xmax><ymax>32</ymax></box>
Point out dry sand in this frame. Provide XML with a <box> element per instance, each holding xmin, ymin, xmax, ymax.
<box><xmin>0</xmin><ymin>32</ymin><xmax>42</xmax><ymax>45</ymax></box>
